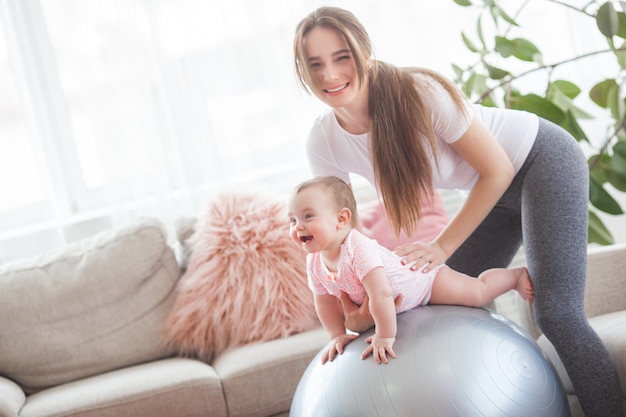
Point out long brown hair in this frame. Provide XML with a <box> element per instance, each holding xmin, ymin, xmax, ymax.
<box><xmin>293</xmin><ymin>7</ymin><xmax>469</xmax><ymax>236</ymax></box>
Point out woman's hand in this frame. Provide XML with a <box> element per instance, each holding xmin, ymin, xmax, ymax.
<box><xmin>321</xmin><ymin>333</ymin><xmax>359</xmax><ymax>364</ymax></box>
<box><xmin>338</xmin><ymin>292</ymin><xmax>404</xmax><ymax>333</ymax></box>
<box><xmin>394</xmin><ymin>241</ymin><xmax>448</xmax><ymax>272</ymax></box>
<box><xmin>361</xmin><ymin>334</ymin><xmax>396</xmax><ymax>364</ymax></box>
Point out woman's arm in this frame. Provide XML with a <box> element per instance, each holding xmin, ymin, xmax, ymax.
<box><xmin>396</xmin><ymin>117</ymin><xmax>514</xmax><ymax>271</ymax></box>
<box><xmin>338</xmin><ymin>291</ymin><xmax>404</xmax><ymax>333</ymax></box>
<box><xmin>437</xmin><ymin>117</ymin><xmax>514</xmax><ymax>254</ymax></box>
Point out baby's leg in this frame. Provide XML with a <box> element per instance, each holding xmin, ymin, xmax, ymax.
<box><xmin>428</xmin><ymin>266</ymin><xmax>533</xmax><ymax>307</ymax></box>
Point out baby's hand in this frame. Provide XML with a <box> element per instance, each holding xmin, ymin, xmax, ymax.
<box><xmin>321</xmin><ymin>333</ymin><xmax>359</xmax><ymax>364</ymax></box>
<box><xmin>361</xmin><ymin>334</ymin><xmax>396</xmax><ymax>364</ymax></box>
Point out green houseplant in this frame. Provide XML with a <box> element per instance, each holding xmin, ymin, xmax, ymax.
<box><xmin>451</xmin><ymin>0</ymin><xmax>626</xmax><ymax>244</ymax></box>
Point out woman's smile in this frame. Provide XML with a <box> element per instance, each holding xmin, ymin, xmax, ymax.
<box><xmin>324</xmin><ymin>83</ymin><xmax>349</xmax><ymax>94</ymax></box>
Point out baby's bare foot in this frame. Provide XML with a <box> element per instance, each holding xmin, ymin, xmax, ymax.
<box><xmin>515</xmin><ymin>267</ymin><xmax>534</xmax><ymax>303</ymax></box>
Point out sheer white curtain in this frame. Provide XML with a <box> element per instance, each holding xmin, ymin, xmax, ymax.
<box><xmin>0</xmin><ymin>0</ymin><xmax>318</xmax><ymax>262</ymax></box>
<box><xmin>0</xmin><ymin>0</ymin><xmax>473</xmax><ymax>263</ymax></box>
<box><xmin>0</xmin><ymin>0</ymin><xmax>622</xmax><ymax>264</ymax></box>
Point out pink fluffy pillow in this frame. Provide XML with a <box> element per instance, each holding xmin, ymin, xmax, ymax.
<box><xmin>162</xmin><ymin>192</ymin><xmax>319</xmax><ymax>362</ymax></box>
<box><xmin>360</xmin><ymin>190</ymin><xmax>449</xmax><ymax>250</ymax></box>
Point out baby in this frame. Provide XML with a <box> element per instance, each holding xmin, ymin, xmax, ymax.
<box><xmin>287</xmin><ymin>176</ymin><xmax>534</xmax><ymax>364</ymax></box>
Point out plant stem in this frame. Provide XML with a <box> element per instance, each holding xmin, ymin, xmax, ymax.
<box><xmin>478</xmin><ymin>48</ymin><xmax>618</xmax><ymax>102</ymax></box>
<box><xmin>545</xmin><ymin>0</ymin><xmax>595</xmax><ymax>17</ymax></box>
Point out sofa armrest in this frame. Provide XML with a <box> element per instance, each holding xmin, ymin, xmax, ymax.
<box><xmin>516</xmin><ymin>242</ymin><xmax>626</xmax><ymax>340</ymax></box>
<box><xmin>582</xmin><ymin>242</ymin><xmax>626</xmax><ymax>318</ymax></box>
<box><xmin>0</xmin><ymin>376</ymin><xmax>25</xmax><ymax>417</ymax></box>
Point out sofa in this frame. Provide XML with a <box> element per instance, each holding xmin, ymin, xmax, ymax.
<box><xmin>0</xmin><ymin>217</ymin><xmax>329</xmax><ymax>417</ymax></box>
<box><xmin>516</xmin><ymin>242</ymin><xmax>626</xmax><ymax>417</ymax></box>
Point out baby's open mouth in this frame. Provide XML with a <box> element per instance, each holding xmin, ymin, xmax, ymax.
<box><xmin>300</xmin><ymin>236</ymin><xmax>313</xmax><ymax>243</ymax></box>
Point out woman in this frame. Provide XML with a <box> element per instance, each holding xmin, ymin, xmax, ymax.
<box><xmin>292</xmin><ymin>6</ymin><xmax>622</xmax><ymax>417</ymax></box>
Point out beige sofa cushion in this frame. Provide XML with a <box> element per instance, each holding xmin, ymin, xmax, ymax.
<box><xmin>0</xmin><ymin>376</ymin><xmax>25</xmax><ymax>417</ymax></box>
<box><xmin>537</xmin><ymin>310</ymin><xmax>626</xmax><ymax>396</ymax></box>
<box><xmin>19</xmin><ymin>358</ymin><xmax>227</xmax><ymax>417</ymax></box>
<box><xmin>0</xmin><ymin>218</ymin><xmax>180</xmax><ymax>393</ymax></box>
<box><xmin>213</xmin><ymin>327</ymin><xmax>328</xmax><ymax>417</ymax></box>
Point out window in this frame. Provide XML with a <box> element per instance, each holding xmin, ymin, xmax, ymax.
<box><xmin>0</xmin><ymin>2</ymin><xmax>51</xmax><ymax>228</ymax></box>
<box><xmin>0</xmin><ymin>0</ymin><xmax>325</xmax><ymax>262</ymax></box>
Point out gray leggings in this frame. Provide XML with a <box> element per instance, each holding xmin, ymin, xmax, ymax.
<box><xmin>447</xmin><ymin>118</ymin><xmax>623</xmax><ymax>417</ymax></box>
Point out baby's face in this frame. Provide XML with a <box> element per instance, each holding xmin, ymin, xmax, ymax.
<box><xmin>288</xmin><ymin>186</ymin><xmax>340</xmax><ymax>253</ymax></box>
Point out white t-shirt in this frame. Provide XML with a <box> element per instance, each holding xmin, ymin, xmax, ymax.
<box><xmin>306</xmin><ymin>76</ymin><xmax>539</xmax><ymax>192</ymax></box>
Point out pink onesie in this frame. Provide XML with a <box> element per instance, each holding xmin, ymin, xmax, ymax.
<box><xmin>307</xmin><ymin>229</ymin><xmax>444</xmax><ymax>313</ymax></box>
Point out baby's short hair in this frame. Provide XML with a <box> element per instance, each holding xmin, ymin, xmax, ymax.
<box><xmin>294</xmin><ymin>176</ymin><xmax>358</xmax><ymax>227</ymax></box>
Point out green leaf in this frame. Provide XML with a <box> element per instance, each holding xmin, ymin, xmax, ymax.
<box><xmin>460</xmin><ymin>71</ymin><xmax>476</xmax><ymax>97</ymax></box>
<box><xmin>607</xmin><ymin>81</ymin><xmax>623</xmax><ymax>119</ymax></box>
<box><xmin>494</xmin><ymin>5</ymin><xmax>518</xmax><ymax>26</ymax></box>
<box><xmin>606</xmin><ymin>170</ymin><xmax>626</xmax><ymax>191</ymax></box>
<box><xmin>477</xmin><ymin>15</ymin><xmax>487</xmax><ymax>49</ymax></box>
<box><xmin>548</xmin><ymin>86</ymin><xmax>594</xmax><ymax>120</ymax></box>
<box><xmin>453</xmin><ymin>0</ymin><xmax>472</xmax><ymax>6</ymax></box>
<box><xmin>588</xmin><ymin>210</ymin><xmax>614</xmax><ymax>245</ymax></box>
<box><xmin>551</xmin><ymin>80</ymin><xmax>581</xmax><ymax>100</ymax></box>
<box><xmin>589</xmin><ymin>153</ymin><xmax>611</xmax><ymax>183</ymax></box>
<box><xmin>597</xmin><ymin>2</ymin><xmax>619</xmax><ymax>37</ymax></box>
<box><xmin>614</xmin><ymin>140</ymin><xmax>626</xmax><ymax>157</ymax></box>
<box><xmin>481</xmin><ymin>94</ymin><xmax>497</xmax><ymax>107</ymax></box>
<box><xmin>466</xmin><ymin>72</ymin><xmax>491</xmax><ymax>99</ymax></box>
<box><xmin>617</xmin><ymin>11</ymin><xmax>626</xmax><ymax>39</ymax></box>
<box><xmin>461</xmin><ymin>32</ymin><xmax>480</xmax><ymax>53</ymax></box>
<box><xmin>561</xmin><ymin>110</ymin><xmax>590</xmax><ymax>142</ymax></box>
<box><xmin>613</xmin><ymin>141</ymin><xmax>626</xmax><ymax>176</ymax></box>
<box><xmin>494</xmin><ymin>36</ymin><xmax>541</xmax><ymax>62</ymax></box>
<box><xmin>511</xmin><ymin>38</ymin><xmax>541</xmax><ymax>62</ymax></box>
<box><xmin>589</xmin><ymin>176</ymin><xmax>624</xmax><ymax>214</ymax></box>
<box><xmin>463</xmin><ymin>72</ymin><xmax>480</xmax><ymax>97</ymax></box>
<box><xmin>485</xmin><ymin>63</ymin><xmax>509</xmax><ymax>80</ymax></box>
<box><xmin>487</xmin><ymin>2</ymin><xmax>499</xmax><ymax>26</ymax></box>
<box><xmin>616</xmin><ymin>39</ymin><xmax>626</xmax><ymax>69</ymax></box>
<box><xmin>494</xmin><ymin>36</ymin><xmax>515</xmax><ymax>57</ymax></box>
<box><xmin>590</xmin><ymin>79</ymin><xmax>619</xmax><ymax>108</ymax></box>
<box><xmin>451</xmin><ymin>64</ymin><xmax>463</xmax><ymax>80</ymax></box>
<box><xmin>508</xmin><ymin>93</ymin><xmax>565</xmax><ymax>125</ymax></box>
<box><xmin>487</xmin><ymin>4</ymin><xmax>519</xmax><ymax>27</ymax></box>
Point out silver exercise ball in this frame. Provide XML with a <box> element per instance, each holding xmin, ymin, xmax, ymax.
<box><xmin>290</xmin><ymin>305</ymin><xmax>569</xmax><ymax>417</ymax></box>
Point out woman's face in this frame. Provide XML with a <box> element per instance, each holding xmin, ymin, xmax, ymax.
<box><xmin>303</xmin><ymin>26</ymin><xmax>366</xmax><ymax>109</ymax></box>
